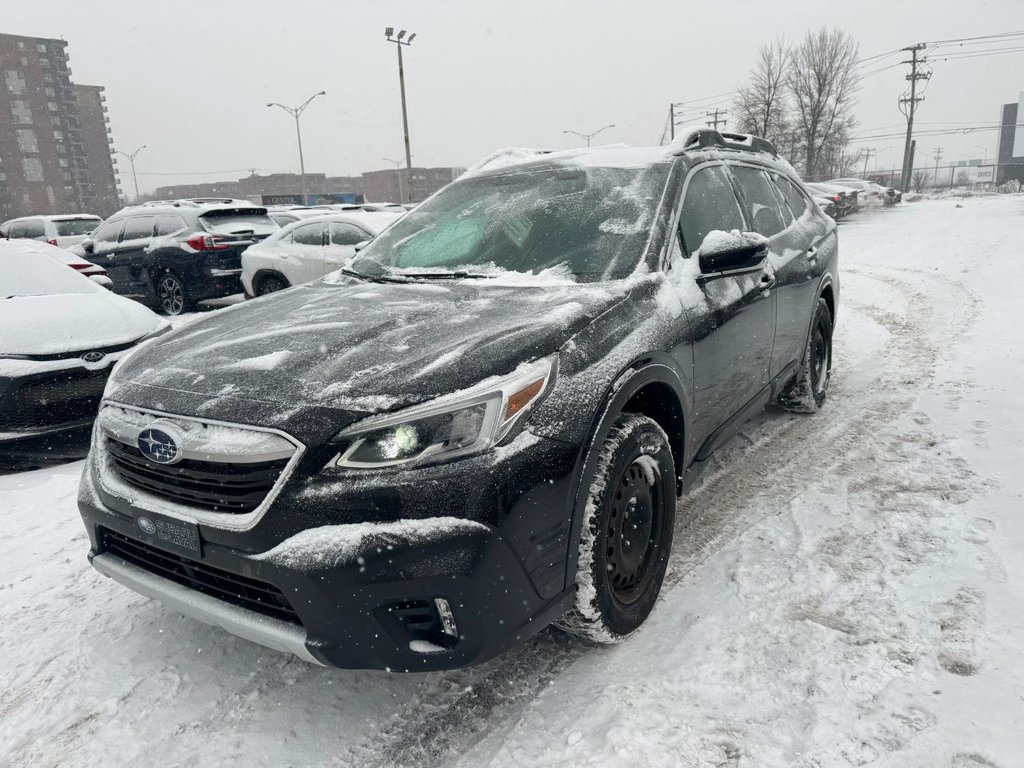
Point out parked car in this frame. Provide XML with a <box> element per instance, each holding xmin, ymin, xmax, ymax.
<box><xmin>71</xmin><ymin>199</ymin><xmax>279</xmax><ymax>314</ymax></box>
<box><xmin>0</xmin><ymin>214</ymin><xmax>102</xmax><ymax>248</ymax></box>
<box><xmin>806</xmin><ymin>182</ymin><xmax>855</xmax><ymax>218</ymax></box>
<box><xmin>7</xmin><ymin>237</ymin><xmax>112</xmax><ymax>287</ymax></box>
<box><xmin>79</xmin><ymin>129</ymin><xmax>838</xmax><ymax>671</ymax></box>
<box><xmin>1</xmin><ymin>241</ymin><xmax>168</xmax><ymax>461</ymax></box>
<box><xmin>241</xmin><ymin>212</ymin><xmax>401</xmax><ymax>296</ymax></box>
<box><xmin>266</xmin><ymin>208</ymin><xmax>329</xmax><ymax>227</ymax></box>
<box><xmin>827</xmin><ymin>178</ymin><xmax>889</xmax><ymax>208</ymax></box>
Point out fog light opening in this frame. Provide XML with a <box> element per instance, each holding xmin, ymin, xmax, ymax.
<box><xmin>434</xmin><ymin>597</ymin><xmax>458</xmax><ymax>639</ymax></box>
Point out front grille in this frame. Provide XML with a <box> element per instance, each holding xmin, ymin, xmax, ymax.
<box><xmin>100</xmin><ymin>527</ymin><xmax>301</xmax><ymax>625</ymax></box>
<box><xmin>106</xmin><ymin>438</ymin><xmax>288</xmax><ymax>513</ymax></box>
<box><xmin>0</xmin><ymin>368</ymin><xmax>110</xmax><ymax>431</ymax></box>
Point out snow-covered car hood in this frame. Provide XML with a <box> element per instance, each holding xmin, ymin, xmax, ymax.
<box><xmin>0</xmin><ymin>292</ymin><xmax>168</xmax><ymax>356</ymax></box>
<box><xmin>111</xmin><ymin>276</ymin><xmax>626</xmax><ymax>413</ymax></box>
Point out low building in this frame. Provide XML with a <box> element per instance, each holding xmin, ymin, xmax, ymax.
<box><xmin>362</xmin><ymin>166</ymin><xmax>465</xmax><ymax>203</ymax></box>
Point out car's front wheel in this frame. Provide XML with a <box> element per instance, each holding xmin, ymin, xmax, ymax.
<box><xmin>256</xmin><ymin>274</ymin><xmax>289</xmax><ymax>296</ymax></box>
<box><xmin>779</xmin><ymin>297</ymin><xmax>833</xmax><ymax>413</ymax></box>
<box><xmin>558</xmin><ymin>413</ymin><xmax>676</xmax><ymax>643</ymax></box>
<box><xmin>155</xmin><ymin>272</ymin><xmax>193</xmax><ymax>315</ymax></box>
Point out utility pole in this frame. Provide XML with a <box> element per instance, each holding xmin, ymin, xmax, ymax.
<box><xmin>933</xmin><ymin>146</ymin><xmax>943</xmax><ymax>189</ymax></box>
<box><xmin>669</xmin><ymin>103</ymin><xmax>676</xmax><ymax>141</ymax></box>
<box><xmin>266</xmin><ymin>91</ymin><xmax>327</xmax><ymax>204</ymax></box>
<box><xmin>385</xmin><ymin>27</ymin><xmax>416</xmax><ymax>204</ymax></box>
<box><xmin>861</xmin><ymin>148</ymin><xmax>875</xmax><ymax>177</ymax></box>
<box><xmin>705</xmin><ymin>108</ymin><xmax>728</xmax><ymax>130</ymax></box>
<box><xmin>116</xmin><ymin>145</ymin><xmax>146</xmax><ymax>202</ymax></box>
<box><xmin>899</xmin><ymin>43</ymin><xmax>930</xmax><ymax>192</ymax></box>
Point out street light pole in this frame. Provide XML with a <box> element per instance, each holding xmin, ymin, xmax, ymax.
<box><xmin>385</xmin><ymin>28</ymin><xmax>416</xmax><ymax>204</ymax></box>
<box><xmin>116</xmin><ymin>145</ymin><xmax>146</xmax><ymax>201</ymax></box>
<box><xmin>563</xmin><ymin>124</ymin><xmax>615</xmax><ymax>147</ymax></box>
<box><xmin>267</xmin><ymin>90</ymin><xmax>326</xmax><ymax>204</ymax></box>
<box><xmin>384</xmin><ymin>157</ymin><xmax>405</xmax><ymax>203</ymax></box>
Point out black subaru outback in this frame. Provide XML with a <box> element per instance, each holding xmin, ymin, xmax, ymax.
<box><xmin>73</xmin><ymin>199</ymin><xmax>278</xmax><ymax>314</ymax></box>
<box><xmin>79</xmin><ymin>130</ymin><xmax>838</xmax><ymax>671</ymax></box>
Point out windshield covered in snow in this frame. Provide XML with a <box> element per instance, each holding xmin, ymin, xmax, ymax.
<box><xmin>2</xmin><ymin>247</ymin><xmax>97</xmax><ymax>298</ymax></box>
<box><xmin>346</xmin><ymin>164</ymin><xmax>670</xmax><ymax>282</ymax></box>
<box><xmin>200</xmin><ymin>210</ymin><xmax>279</xmax><ymax>237</ymax></box>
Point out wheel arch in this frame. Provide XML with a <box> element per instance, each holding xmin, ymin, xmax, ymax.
<box><xmin>252</xmin><ymin>269</ymin><xmax>291</xmax><ymax>293</ymax></box>
<box><xmin>561</xmin><ymin>354</ymin><xmax>691</xmax><ymax>591</ymax></box>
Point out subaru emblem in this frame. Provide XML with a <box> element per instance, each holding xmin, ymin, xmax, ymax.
<box><xmin>81</xmin><ymin>350</ymin><xmax>106</xmax><ymax>363</ymax></box>
<box><xmin>138</xmin><ymin>427</ymin><xmax>181</xmax><ymax>464</ymax></box>
<box><xmin>137</xmin><ymin>517</ymin><xmax>157</xmax><ymax>535</ymax></box>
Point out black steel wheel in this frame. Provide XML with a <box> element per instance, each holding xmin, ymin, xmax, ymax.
<box><xmin>558</xmin><ymin>413</ymin><xmax>675</xmax><ymax>642</ymax></box>
<box><xmin>155</xmin><ymin>272</ymin><xmax>191</xmax><ymax>315</ymax></box>
<box><xmin>779</xmin><ymin>297</ymin><xmax>833</xmax><ymax>413</ymax></box>
<box><xmin>256</xmin><ymin>274</ymin><xmax>289</xmax><ymax>296</ymax></box>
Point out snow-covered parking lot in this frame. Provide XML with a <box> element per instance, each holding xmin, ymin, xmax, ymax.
<box><xmin>2</xmin><ymin>196</ymin><xmax>1023</xmax><ymax>768</ymax></box>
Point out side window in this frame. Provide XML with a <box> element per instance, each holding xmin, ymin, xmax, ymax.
<box><xmin>731</xmin><ymin>165</ymin><xmax>787</xmax><ymax>238</ymax></box>
<box><xmin>92</xmin><ymin>221</ymin><xmax>124</xmax><ymax>243</ymax></box>
<box><xmin>121</xmin><ymin>217</ymin><xmax>155</xmax><ymax>241</ymax></box>
<box><xmin>0</xmin><ymin>223</ymin><xmax>8</xmax><ymax>238</ymax></box>
<box><xmin>290</xmin><ymin>223</ymin><xmax>324</xmax><ymax>246</ymax></box>
<box><xmin>16</xmin><ymin>220</ymin><xmax>46</xmax><ymax>239</ymax></box>
<box><xmin>155</xmin><ymin>215</ymin><xmax>187</xmax><ymax>236</ymax></box>
<box><xmin>773</xmin><ymin>175</ymin><xmax>809</xmax><ymax>218</ymax></box>
<box><xmin>330</xmin><ymin>222</ymin><xmax>369</xmax><ymax>246</ymax></box>
<box><xmin>678</xmin><ymin>165</ymin><xmax>747</xmax><ymax>256</ymax></box>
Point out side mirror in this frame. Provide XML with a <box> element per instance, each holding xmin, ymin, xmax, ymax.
<box><xmin>80</xmin><ymin>238</ymin><xmax>95</xmax><ymax>254</ymax></box>
<box><xmin>697</xmin><ymin>230</ymin><xmax>768</xmax><ymax>274</ymax></box>
<box><xmin>353</xmin><ymin>240</ymin><xmax>369</xmax><ymax>252</ymax></box>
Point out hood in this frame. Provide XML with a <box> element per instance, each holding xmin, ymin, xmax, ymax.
<box><xmin>112</xmin><ymin>276</ymin><xmax>628</xmax><ymax>414</ymax></box>
<box><xmin>0</xmin><ymin>292</ymin><xmax>167</xmax><ymax>356</ymax></box>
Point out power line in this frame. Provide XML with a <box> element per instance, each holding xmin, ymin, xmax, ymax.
<box><xmin>705</xmin><ymin>109</ymin><xmax>728</xmax><ymax>130</ymax></box>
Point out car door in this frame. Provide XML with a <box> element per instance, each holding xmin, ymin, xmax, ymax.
<box><xmin>110</xmin><ymin>216</ymin><xmax>156</xmax><ymax>297</ymax></box>
<box><xmin>84</xmin><ymin>220</ymin><xmax>126</xmax><ymax>290</ymax></box>
<box><xmin>324</xmin><ymin>221</ymin><xmax>371</xmax><ymax>276</ymax></box>
<box><xmin>285</xmin><ymin>221</ymin><xmax>327</xmax><ymax>285</ymax></box>
<box><xmin>677</xmin><ymin>163</ymin><xmax>777</xmax><ymax>448</ymax></box>
<box><xmin>766</xmin><ymin>172</ymin><xmax>834</xmax><ymax>376</ymax></box>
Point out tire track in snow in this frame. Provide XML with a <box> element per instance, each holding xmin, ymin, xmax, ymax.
<box><xmin>360</xmin><ymin>264</ymin><xmax>980</xmax><ymax>768</ymax></box>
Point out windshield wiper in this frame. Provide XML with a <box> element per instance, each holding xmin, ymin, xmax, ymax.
<box><xmin>387</xmin><ymin>270</ymin><xmax>494</xmax><ymax>280</ymax></box>
<box><xmin>338</xmin><ymin>267</ymin><xmax>411</xmax><ymax>284</ymax></box>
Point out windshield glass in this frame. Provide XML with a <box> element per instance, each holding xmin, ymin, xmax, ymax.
<box><xmin>349</xmin><ymin>164</ymin><xmax>670</xmax><ymax>281</ymax></box>
<box><xmin>53</xmin><ymin>218</ymin><xmax>100</xmax><ymax>236</ymax></box>
<box><xmin>1</xmin><ymin>247</ymin><xmax>97</xmax><ymax>298</ymax></box>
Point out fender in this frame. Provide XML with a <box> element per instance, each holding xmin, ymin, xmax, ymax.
<box><xmin>560</xmin><ymin>353</ymin><xmax>691</xmax><ymax>591</ymax></box>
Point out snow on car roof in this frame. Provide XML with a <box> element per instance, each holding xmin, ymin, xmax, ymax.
<box><xmin>1</xmin><ymin>240</ymin><xmax>100</xmax><ymax>296</ymax></box>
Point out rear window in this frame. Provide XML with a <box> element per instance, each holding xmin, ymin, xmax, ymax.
<box><xmin>53</xmin><ymin>218</ymin><xmax>100</xmax><ymax>237</ymax></box>
<box><xmin>201</xmin><ymin>209</ymin><xmax>278</xmax><ymax>237</ymax></box>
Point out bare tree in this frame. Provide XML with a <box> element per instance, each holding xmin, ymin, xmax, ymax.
<box><xmin>734</xmin><ymin>39</ymin><xmax>791</xmax><ymax>143</ymax></box>
<box><xmin>911</xmin><ymin>168</ymin><xmax>929</xmax><ymax>192</ymax></box>
<box><xmin>787</xmin><ymin>28</ymin><xmax>860</xmax><ymax>178</ymax></box>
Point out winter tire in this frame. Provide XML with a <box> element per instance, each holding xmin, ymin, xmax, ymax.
<box><xmin>256</xmin><ymin>274</ymin><xmax>289</xmax><ymax>296</ymax></box>
<box><xmin>558</xmin><ymin>413</ymin><xmax>676</xmax><ymax>643</ymax></box>
<box><xmin>779</xmin><ymin>297</ymin><xmax>833</xmax><ymax>413</ymax></box>
<box><xmin>155</xmin><ymin>272</ymin><xmax>193</xmax><ymax>315</ymax></box>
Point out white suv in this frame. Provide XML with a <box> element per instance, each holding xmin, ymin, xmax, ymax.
<box><xmin>0</xmin><ymin>214</ymin><xmax>103</xmax><ymax>248</ymax></box>
<box><xmin>241</xmin><ymin>212</ymin><xmax>400</xmax><ymax>296</ymax></box>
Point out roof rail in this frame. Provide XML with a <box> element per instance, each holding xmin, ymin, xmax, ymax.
<box><xmin>671</xmin><ymin>127</ymin><xmax>778</xmax><ymax>157</ymax></box>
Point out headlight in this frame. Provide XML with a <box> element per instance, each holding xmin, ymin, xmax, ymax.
<box><xmin>330</xmin><ymin>354</ymin><xmax>557</xmax><ymax>469</ymax></box>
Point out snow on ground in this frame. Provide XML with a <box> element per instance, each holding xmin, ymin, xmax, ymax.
<box><xmin>2</xmin><ymin>197</ymin><xmax>1023</xmax><ymax>767</ymax></box>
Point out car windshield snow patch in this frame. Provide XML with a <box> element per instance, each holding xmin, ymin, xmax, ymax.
<box><xmin>345</xmin><ymin>164</ymin><xmax>670</xmax><ymax>282</ymax></box>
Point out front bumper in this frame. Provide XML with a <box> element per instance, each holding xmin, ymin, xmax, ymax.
<box><xmin>79</xmin><ymin>428</ymin><xmax>581</xmax><ymax>671</ymax></box>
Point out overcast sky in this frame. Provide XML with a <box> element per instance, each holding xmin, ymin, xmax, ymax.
<box><xmin>6</xmin><ymin>0</ymin><xmax>1023</xmax><ymax>194</ymax></box>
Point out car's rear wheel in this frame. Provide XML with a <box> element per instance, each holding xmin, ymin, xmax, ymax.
<box><xmin>779</xmin><ymin>297</ymin><xmax>833</xmax><ymax>413</ymax></box>
<box><xmin>155</xmin><ymin>272</ymin><xmax>192</xmax><ymax>315</ymax></box>
<box><xmin>558</xmin><ymin>413</ymin><xmax>675</xmax><ymax>643</ymax></box>
<box><xmin>256</xmin><ymin>274</ymin><xmax>288</xmax><ymax>296</ymax></box>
